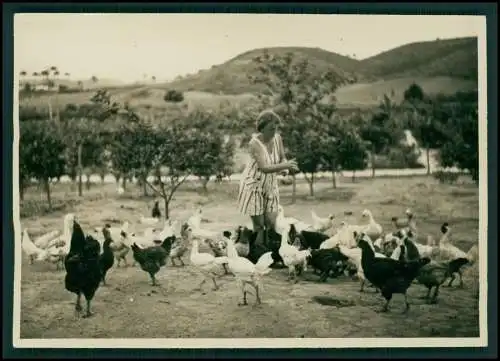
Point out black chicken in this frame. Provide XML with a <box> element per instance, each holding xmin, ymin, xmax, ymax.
<box><xmin>245</xmin><ymin>227</ymin><xmax>283</xmax><ymax>267</ymax></box>
<box><xmin>64</xmin><ymin>220</ymin><xmax>102</xmax><ymax>318</ymax></box>
<box><xmin>99</xmin><ymin>226</ymin><xmax>115</xmax><ymax>286</ymax></box>
<box><xmin>356</xmin><ymin>231</ymin><xmax>430</xmax><ymax>313</ymax></box>
<box><xmin>131</xmin><ymin>236</ymin><xmax>175</xmax><ymax>286</ymax></box>
<box><xmin>152</xmin><ymin>200</ymin><xmax>161</xmax><ymax>219</ymax></box>
<box><xmin>308</xmin><ymin>247</ymin><xmax>349</xmax><ymax>282</ymax></box>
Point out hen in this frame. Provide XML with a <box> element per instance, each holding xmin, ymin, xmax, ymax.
<box><xmin>356</xmin><ymin>231</ymin><xmax>430</xmax><ymax>313</ymax></box>
<box><xmin>64</xmin><ymin>219</ymin><xmax>102</xmax><ymax>318</ymax></box>
<box><xmin>308</xmin><ymin>246</ymin><xmax>349</xmax><ymax>282</ymax></box>
<box><xmin>98</xmin><ymin>226</ymin><xmax>115</xmax><ymax>285</ymax></box>
<box><xmin>131</xmin><ymin>236</ymin><xmax>175</xmax><ymax>286</ymax></box>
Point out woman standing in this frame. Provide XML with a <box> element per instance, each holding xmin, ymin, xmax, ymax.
<box><xmin>237</xmin><ymin>110</ymin><xmax>299</xmax><ymax>249</ymax></box>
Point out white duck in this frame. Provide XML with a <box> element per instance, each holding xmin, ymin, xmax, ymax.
<box><xmin>278</xmin><ymin>224</ymin><xmax>311</xmax><ymax>282</ymax></box>
<box><xmin>188</xmin><ymin>227</ymin><xmax>229</xmax><ymax>292</ymax></box>
<box><xmin>225</xmin><ymin>234</ymin><xmax>274</xmax><ymax>306</ymax></box>
<box><xmin>436</xmin><ymin>223</ymin><xmax>468</xmax><ymax>261</ymax></box>
<box><xmin>311</xmin><ymin>210</ymin><xmax>335</xmax><ymax>233</ymax></box>
<box><xmin>320</xmin><ymin>221</ymin><xmax>357</xmax><ymax>249</ymax></box>
<box><xmin>275</xmin><ymin>205</ymin><xmax>312</xmax><ymax>234</ymax></box>
<box><xmin>21</xmin><ymin>229</ymin><xmax>45</xmax><ymax>264</ymax></box>
<box><xmin>32</xmin><ymin>230</ymin><xmax>61</xmax><ymax>249</ymax></box>
<box><xmin>360</xmin><ymin>209</ymin><xmax>383</xmax><ymax>240</ymax></box>
<box><xmin>37</xmin><ymin>213</ymin><xmax>75</xmax><ymax>269</ymax></box>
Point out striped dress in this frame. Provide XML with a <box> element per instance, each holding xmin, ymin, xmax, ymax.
<box><xmin>237</xmin><ymin>133</ymin><xmax>282</xmax><ymax>217</ymax></box>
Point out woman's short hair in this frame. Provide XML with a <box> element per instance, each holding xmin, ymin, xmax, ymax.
<box><xmin>256</xmin><ymin>109</ymin><xmax>281</xmax><ymax>132</ymax></box>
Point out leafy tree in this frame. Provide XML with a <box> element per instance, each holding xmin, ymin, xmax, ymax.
<box><xmin>403</xmin><ymin>82</ymin><xmax>425</xmax><ymax>103</ymax></box>
<box><xmin>164</xmin><ymin>89</ymin><xmax>184</xmax><ymax>103</ymax></box>
<box><xmin>249</xmin><ymin>50</ymin><xmax>346</xmax><ymax>201</ymax></box>
<box><xmin>109</xmin><ymin>122</ymin><xmax>160</xmax><ymax>196</ymax></box>
<box><xmin>19</xmin><ymin>120</ymin><xmax>66</xmax><ymax>210</ymax></box>
<box><xmin>143</xmin><ymin>123</ymin><xmax>210</xmax><ymax>219</ymax></box>
<box><xmin>336</xmin><ymin>127</ymin><xmax>369</xmax><ymax>182</ymax></box>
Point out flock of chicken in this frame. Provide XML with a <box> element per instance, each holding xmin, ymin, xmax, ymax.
<box><xmin>21</xmin><ymin>201</ymin><xmax>479</xmax><ymax>318</ymax></box>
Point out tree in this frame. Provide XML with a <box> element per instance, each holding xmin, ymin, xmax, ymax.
<box><xmin>110</xmin><ymin>122</ymin><xmax>161</xmax><ymax>196</ymax></box>
<box><xmin>403</xmin><ymin>82</ymin><xmax>425</xmax><ymax>103</ymax></box>
<box><xmin>336</xmin><ymin>127</ymin><xmax>369</xmax><ymax>182</ymax></box>
<box><xmin>143</xmin><ymin>123</ymin><xmax>210</xmax><ymax>219</ymax></box>
<box><xmin>249</xmin><ymin>50</ymin><xmax>347</xmax><ymax>202</ymax></box>
<box><xmin>19</xmin><ymin>120</ymin><xmax>66</xmax><ymax>210</ymax></box>
<box><xmin>189</xmin><ymin>130</ymin><xmax>234</xmax><ymax>192</ymax></box>
<box><xmin>164</xmin><ymin>89</ymin><xmax>184</xmax><ymax>102</ymax></box>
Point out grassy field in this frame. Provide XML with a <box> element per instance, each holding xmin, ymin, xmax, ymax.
<box><xmin>18</xmin><ymin>175</ymin><xmax>480</xmax><ymax>338</ymax></box>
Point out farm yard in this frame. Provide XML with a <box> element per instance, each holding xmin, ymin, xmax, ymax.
<box><xmin>19</xmin><ymin>175</ymin><xmax>480</xmax><ymax>338</ymax></box>
<box><xmin>15</xmin><ymin>16</ymin><xmax>482</xmax><ymax>343</ymax></box>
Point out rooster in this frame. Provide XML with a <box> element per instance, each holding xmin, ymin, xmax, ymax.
<box><xmin>64</xmin><ymin>219</ymin><xmax>102</xmax><ymax>318</ymax></box>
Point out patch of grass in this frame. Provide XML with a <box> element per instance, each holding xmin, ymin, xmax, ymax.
<box><xmin>18</xmin><ymin>176</ymin><xmax>480</xmax><ymax>338</ymax></box>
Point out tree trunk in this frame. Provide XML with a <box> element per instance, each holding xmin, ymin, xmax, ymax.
<box><xmin>371</xmin><ymin>151</ymin><xmax>376</xmax><ymax>178</ymax></box>
<box><xmin>44</xmin><ymin>178</ymin><xmax>52</xmax><ymax>210</ymax></box>
<box><xmin>48</xmin><ymin>99</ymin><xmax>53</xmax><ymax>121</ymax></box>
<box><xmin>352</xmin><ymin>170</ymin><xmax>356</xmax><ymax>183</ymax></box>
<box><xmin>332</xmin><ymin>171</ymin><xmax>337</xmax><ymax>189</ymax></box>
<box><xmin>142</xmin><ymin>174</ymin><xmax>148</xmax><ymax>196</ymax></box>
<box><xmin>308</xmin><ymin>173</ymin><xmax>315</xmax><ymax>197</ymax></box>
<box><xmin>85</xmin><ymin>172</ymin><xmax>91</xmax><ymax>190</ymax></box>
<box><xmin>201</xmin><ymin>176</ymin><xmax>209</xmax><ymax>193</ymax></box>
<box><xmin>77</xmin><ymin>144</ymin><xmax>83</xmax><ymax>196</ymax></box>
<box><xmin>163</xmin><ymin>197</ymin><xmax>170</xmax><ymax>220</ymax></box>
<box><xmin>122</xmin><ymin>176</ymin><xmax>127</xmax><ymax>190</ymax></box>
<box><xmin>426</xmin><ymin>147</ymin><xmax>431</xmax><ymax>175</ymax></box>
<box><xmin>291</xmin><ymin>174</ymin><xmax>297</xmax><ymax>204</ymax></box>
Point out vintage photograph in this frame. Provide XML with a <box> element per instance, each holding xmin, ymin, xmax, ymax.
<box><xmin>12</xmin><ymin>13</ymin><xmax>487</xmax><ymax>348</ymax></box>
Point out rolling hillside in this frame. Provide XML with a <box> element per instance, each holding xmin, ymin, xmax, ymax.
<box><xmin>158</xmin><ymin>36</ymin><xmax>478</xmax><ymax>95</ymax></box>
<box><xmin>19</xmin><ymin>36</ymin><xmax>478</xmax><ymax>110</ymax></box>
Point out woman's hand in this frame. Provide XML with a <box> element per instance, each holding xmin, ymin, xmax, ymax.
<box><xmin>285</xmin><ymin>159</ymin><xmax>299</xmax><ymax>173</ymax></box>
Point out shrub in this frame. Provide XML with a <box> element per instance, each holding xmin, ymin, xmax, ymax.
<box><xmin>164</xmin><ymin>90</ymin><xmax>184</xmax><ymax>103</ymax></box>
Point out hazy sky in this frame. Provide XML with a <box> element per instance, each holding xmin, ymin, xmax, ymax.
<box><xmin>14</xmin><ymin>14</ymin><xmax>484</xmax><ymax>83</ymax></box>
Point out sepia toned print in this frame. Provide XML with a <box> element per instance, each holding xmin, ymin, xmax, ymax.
<box><xmin>12</xmin><ymin>13</ymin><xmax>487</xmax><ymax>348</ymax></box>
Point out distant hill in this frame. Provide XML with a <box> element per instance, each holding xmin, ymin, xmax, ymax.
<box><xmin>19</xmin><ymin>77</ymin><xmax>128</xmax><ymax>90</ymax></box>
<box><xmin>159</xmin><ymin>37</ymin><xmax>478</xmax><ymax>95</ymax></box>
<box><xmin>158</xmin><ymin>47</ymin><xmax>361</xmax><ymax>95</ymax></box>
<box><xmin>358</xmin><ymin>36</ymin><xmax>478</xmax><ymax>81</ymax></box>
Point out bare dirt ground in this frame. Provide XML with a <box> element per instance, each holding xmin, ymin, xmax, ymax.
<box><xmin>18</xmin><ymin>175</ymin><xmax>480</xmax><ymax>338</ymax></box>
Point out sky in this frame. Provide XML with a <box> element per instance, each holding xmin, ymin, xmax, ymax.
<box><xmin>14</xmin><ymin>13</ymin><xmax>484</xmax><ymax>83</ymax></box>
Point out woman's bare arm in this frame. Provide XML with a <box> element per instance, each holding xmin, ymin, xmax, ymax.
<box><xmin>249</xmin><ymin>139</ymin><xmax>289</xmax><ymax>174</ymax></box>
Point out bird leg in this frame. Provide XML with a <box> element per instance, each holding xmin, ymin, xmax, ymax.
<box><xmin>178</xmin><ymin>257</ymin><xmax>185</xmax><ymax>266</ymax></box>
<box><xmin>238</xmin><ymin>284</ymin><xmax>248</xmax><ymax>306</ymax></box>
<box><xmin>171</xmin><ymin>257</ymin><xmax>177</xmax><ymax>266</ymax></box>
<box><xmin>222</xmin><ymin>264</ymin><xmax>230</xmax><ymax>275</ymax></box>
<box><xmin>403</xmin><ymin>293</ymin><xmax>410</xmax><ymax>313</ymax></box>
<box><xmin>196</xmin><ymin>278</ymin><xmax>207</xmax><ymax>291</ymax></box>
<box><xmin>430</xmin><ymin>286</ymin><xmax>440</xmax><ymax>304</ymax></box>
<box><xmin>446</xmin><ymin>273</ymin><xmax>456</xmax><ymax>287</ymax></box>
<box><xmin>82</xmin><ymin>298</ymin><xmax>93</xmax><ymax>318</ymax></box>
<box><xmin>254</xmin><ymin>283</ymin><xmax>262</xmax><ymax>305</ymax></box>
<box><xmin>102</xmin><ymin>275</ymin><xmax>107</xmax><ymax>286</ymax></box>
<box><xmin>150</xmin><ymin>273</ymin><xmax>159</xmax><ymax>286</ymax></box>
<box><xmin>211</xmin><ymin>277</ymin><xmax>219</xmax><ymax>291</ymax></box>
<box><xmin>458</xmin><ymin>270</ymin><xmax>464</xmax><ymax>288</ymax></box>
<box><xmin>75</xmin><ymin>293</ymin><xmax>82</xmax><ymax>315</ymax></box>
<box><xmin>359</xmin><ymin>279</ymin><xmax>365</xmax><ymax>292</ymax></box>
<box><xmin>29</xmin><ymin>255</ymin><xmax>34</xmax><ymax>265</ymax></box>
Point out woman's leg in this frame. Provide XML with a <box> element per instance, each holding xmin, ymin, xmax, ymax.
<box><xmin>250</xmin><ymin>215</ymin><xmax>267</xmax><ymax>248</ymax></box>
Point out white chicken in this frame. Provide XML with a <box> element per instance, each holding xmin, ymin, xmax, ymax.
<box><xmin>436</xmin><ymin>223</ymin><xmax>468</xmax><ymax>261</ymax></box>
<box><xmin>32</xmin><ymin>230</ymin><xmax>61</xmax><ymax>249</ymax></box>
<box><xmin>225</xmin><ymin>235</ymin><xmax>274</xmax><ymax>306</ymax></box>
<box><xmin>279</xmin><ymin>225</ymin><xmax>311</xmax><ymax>282</ymax></box>
<box><xmin>311</xmin><ymin>210</ymin><xmax>335</xmax><ymax>233</ymax></box>
<box><xmin>21</xmin><ymin>229</ymin><xmax>46</xmax><ymax>264</ymax></box>
<box><xmin>139</xmin><ymin>215</ymin><xmax>160</xmax><ymax>226</ymax></box>
<box><xmin>188</xmin><ymin>227</ymin><xmax>229</xmax><ymax>292</ymax></box>
<box><xmin>187</xmin><ymin>207</ymin><xmax>204</xmax><ymax>230</ymax></box>
<box><xmin>360</xmin><ymin>209</ymin><xmax>383</xmax><ymax>240</ymax></box>
<box><xmin>157</xmin><ymin>219</ymin><xmax>179</xmax><ymax>241</ymax></box>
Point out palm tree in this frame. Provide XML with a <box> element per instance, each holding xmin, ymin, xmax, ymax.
<box><xmin>77</xmin><ymin>80</ymin><xmax>83</xmax><ymax>91</ymax></box>
<box><xmin>151</xmin><ymin>75</ymin><xmax>156</xmax><ymax>83</ymax></box>
<box><xmin>91</xmin><ymin>75</ymin><xmax>98</xmax><ymax>87</ymax></box>
<box><xmin>19</xmin><ymin>70</ymin><xmax>27</xmax><ymax>83</ymax></box>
